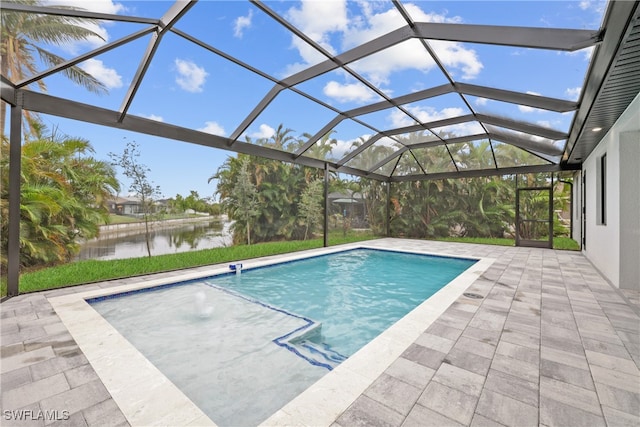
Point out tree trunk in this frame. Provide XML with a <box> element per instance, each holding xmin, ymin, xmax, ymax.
<box><xmin>246</xmin><ymin>221</ymin><xmax>251</xmax><ymax>245</ymax></box>
<box><xmin>1</xmin><ymin>54</ymin><xmax>8</xmax><ymax>133</ymax></box>
<box><xmin>144</xmin><ymin>214</ymin><xmax>152</xmax><ymax>257</ymax></box>
<box><xmin>141</xmin><ymin>195</ymin><xmax>152</xmax><ymax>258</ymax></box>
<box><xmin>1</xmin><ymin>98</ymin><xmax>6</xmax><ymax>136</ymax></box>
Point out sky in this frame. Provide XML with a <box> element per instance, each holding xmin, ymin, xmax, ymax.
<box><xmin>8</xmin><ymin>0</ymin><xmax>607</xmax><ymax>200</ymax></box>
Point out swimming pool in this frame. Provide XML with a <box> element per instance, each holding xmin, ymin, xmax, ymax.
<box><xmin>88</xmin><ymin>248</ymin><xmax>476</xmax><ymax>426</ymax></box>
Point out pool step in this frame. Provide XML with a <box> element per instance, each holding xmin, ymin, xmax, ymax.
<box><xmin>203</xmin><ymin>281</ymin><xmax>346</xmax><ymax>371</ymax></box>
<box><xmin>292</xmin><ymin>340</ymin><xmax>347</xmax><ymax>370</ymax></box>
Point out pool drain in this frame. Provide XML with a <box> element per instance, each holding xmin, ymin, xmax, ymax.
<box><xmin>463</xmin><ymin>292</ymin><xmax>484</xmax><ymax>299</ymax></box>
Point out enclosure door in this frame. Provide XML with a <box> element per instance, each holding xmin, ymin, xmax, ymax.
<box><xmin>582</xmin><ymin>172</ymin><xmax>586</xmax><ymax>249</ymax></box>
<box><xmin>515</xmin><ymin>187</ymin><xmax>553</xmax><ymax>248</ymax></box>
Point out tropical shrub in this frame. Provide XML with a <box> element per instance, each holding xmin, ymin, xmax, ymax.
<box><xmin>1</xmin><ymin>128</ymin><xmax>119</xmax><ymax>268</ymax></box>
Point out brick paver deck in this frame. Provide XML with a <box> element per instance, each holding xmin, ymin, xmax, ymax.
<box><xmin>1</xmin><ymin>239</ymin><xmax>639</xmax><ymax>426</ymax></box>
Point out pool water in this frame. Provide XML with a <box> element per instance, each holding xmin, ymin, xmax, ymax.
<box><xmin>208</xmin><ymin>249</ymin><xmax>475</xmax><ymax>357</ymax></box>
<box><xmin>90</xmin><ymin>248</ymin><xmax>475</xmax><ymax>426</ymax></box>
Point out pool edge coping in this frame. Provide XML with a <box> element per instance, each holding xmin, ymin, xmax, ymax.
<box><xmin>260</xmin><ymin>246</ymin><xmax>494</xmax><ymax>426</ymax></box>
<box><xmin>47</xmin><ymin>240</ymin><xmax>494</xmax><ymax>427</ymax></box>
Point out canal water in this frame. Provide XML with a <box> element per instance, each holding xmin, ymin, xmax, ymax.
<box><xmin>76</xmin><ymin>218</ymin><xmax>233</xmax><ymax>261</ymax></box>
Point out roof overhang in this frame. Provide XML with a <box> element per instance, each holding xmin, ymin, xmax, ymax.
<box><xmin>565</xmin><ymin>1</ymin><xmax>640</xmax><ymax>164</ymax></box>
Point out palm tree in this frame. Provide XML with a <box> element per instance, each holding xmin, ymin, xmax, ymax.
<box><xmin>211</xmin><ymin>152</ymin><xmax>315</xmax><ymax>244</ymax></box>
<box><xmin>1</xmin><ymin>0</ymin><xmax>108</xmax><ymax>133</ymax></box>
<box><xmin>346</xmin><ymin>135</ymin><xmax>397</xmax><ymax>172</ymax></box>
<box><xmin>264</xmin><ymin>124</ymin><xmax>296</xmax><ymax>150</ymax></box>
<box><xmin>299</xmin><ymin>130</ymin><xmax>337</xmax><ymax>162</ymax></box>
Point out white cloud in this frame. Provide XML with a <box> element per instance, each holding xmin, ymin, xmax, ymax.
<box><xmin>341</xmin><ymin>3</ymin><xmax>460</xmax><ymax>51</ymax></box>
<box><xmin>434</xmin><ymin>120</ymin><xmax>485</xmax><ymax>137</ymax></box>
<box><xmin>79</xmin><ymin>58</ymin><xmax>122</xmax><ymax>89</ymax></box>
<box><xmin>249</xmin><ymin>124</ymin><xmax>275</xmax><ymax>140</ymax></box>
<box><xmin>323</xmin><ymin>81</ymin><xmax>376</xmax><ymax>103</ymax></box>
<box><xmin>348</xmin><ymin>40</ymin><xmax>433</xmax><ymax>86</ymax></box>
<box><xmin>234</xmin><ymin>10</ymin><xmax>253</xmax><ymax>38</ymax></box>
<box><xmin>475</xmin><ymin>97</ymin><xmax>488</xmax><ymax>106</ymax></box>
<box><xmin>565</xmin><ymin>87</ymin><xmax>582</xmax><ymax>101</ymax></box>
<box><xmin>376</xmin><ymin>136</ymin><xmax>403</xmax><ymax>150</ymax></box>
<box><xmin>287</xmin><ymin>0</ymin><xmax>348</xmax><ymax>54</ymax></box>
<box><xmin>281</xmin><ymin>0</ymin><xmax>349</xmax><ymax>76</ymax></box>
<box><xmin>43</xmin><ymin>0</ymin><xmax>125</xmax><ymax>14</ymax></box>
<box><xmin>501</xmin><ymin>128</ymin><xmax>552</xmax><ymax>144</ymax></box>
<box><xmin>282</xmin><ymin>56</ymin><xmax>325</xmax><ymax>78</ymax></box>
<box><xmin>518</xmin><ymin>91</ymin><xmax>543</xmax><ymax>113</ymax></box>
<box><xmin>341</xmin><ymin>4</ymin><xmax>480</xmax><ymax>84</ymax></box>
<box><xmin>565</xmin><ymin>46</ymin><xmax>594</xmax><ymax>61</ymax></box>
<box><xmin>328</xmin><ymin>133</ymin><xmax>394</xmax><ymax>162</ymax></box>
<box><xmin>389</xmin><ymin>106</ymin><xmax>465</xmax><ymax>128</ymax></box>
<box><xmin>388</xmin><ymin>105</ymin><xmax>484</xmax><ymax>137</ymax></box>
<box><xmin>174</xmin><ymin>59</ymin><xmax>208</xmax><ymax>93</ymax></box>
<box><xmin>432</xmin><ymin>41</ymin><xmax>483</xmax><ymax>80</ymax></box>
<box><xmin>199</xmin><ymin>121</ymin><xmax>226</xmax><ymax>136</ymax></box>
<box><xmin>283</xmin><ymin>2</ymin><xmax>481</xmax><ymax>93</ymax></box>
<box><xmin>331</xmin><ymin>138</ymin><xmax>355</xmax><ymax>160</ymax></box>
<box><xmin>139</xmin><ymin>113</ymin><xmax>164</xmax><ymax>122</ymax></box>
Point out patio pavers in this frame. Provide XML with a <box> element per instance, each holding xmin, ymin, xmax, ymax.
<box><xmin>1</xmin><ymin>239</ymin><xmax>639</xmax><ymax>427</ymax></box>
<box><xmin>332</xmin><ymin>240</ymin><xmax>640</xmax><ymax>427</ymax></box>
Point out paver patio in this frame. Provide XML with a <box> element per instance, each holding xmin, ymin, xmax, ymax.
<box><xmin>1</xmin><ymin>239</ymin><xmax>639</xmax><ymax>426</ymax></box>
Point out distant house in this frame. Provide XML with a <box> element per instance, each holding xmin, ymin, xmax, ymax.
<box><xmin>154</xmin><ymin>199</ymin><xmax>170</xmax><ymax>213</ymax></box>
<box><xmin>108</xmin><ymin>196</ymin><xmax>143</xmax><ymax>216</ymax></box>
<box><xmin>108</xmin><ymin>196</ymin><xmax>169</xmax><ymax>216</ymax></box>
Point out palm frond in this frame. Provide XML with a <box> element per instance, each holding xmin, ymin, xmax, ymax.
<box><xmin>33</xmin><ymin>47</ymin><xmax>107</xmax><ymax>94</ymax></box>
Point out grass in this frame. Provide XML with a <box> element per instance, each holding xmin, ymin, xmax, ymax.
<box><xmin>434</xmin><ymin>236</ymin><xmax>580</xmax><ymax>251</ymax></box>
<box><xmin>103</xmin><ymin>213</ymin><xmax>208</xmax><ymax>225</ymax></box>
<box><xmin>553</xmin><ymin>237</ymin><xmax>581</xmax><ymax>251</ymax></box>
<box><xmin>2</xmin><ymin>231</ymin><xmax>376</xmax><ymax>296</ymax></box>
<box><xmin>104</xmin><ymin>214</ymin><xmax>140</xmax><ymax>224</ymax></box>
<box><xmin>435</xmin><ymin>236</ymin><xmax>515</xmax><ymax>246</ymax></box>
<box><xmin>1</xmin><ymin>232</ymin><xmax>580</xmax><ymax>297</ymax></box>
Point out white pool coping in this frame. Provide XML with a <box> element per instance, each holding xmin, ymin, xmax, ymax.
<box><xmin>48</xmin><ymin>241</ymin><xmax>493</xmax><ymax>427</ymax></box>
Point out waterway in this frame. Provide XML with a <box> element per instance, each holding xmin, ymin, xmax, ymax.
<box><xmin>76</xmin><ymin>218</ymin><xmax>233</xmax><ymax>261</ymax></box>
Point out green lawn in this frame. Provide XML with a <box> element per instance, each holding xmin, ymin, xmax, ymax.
<box><xmin>103</xmin><ymin>213</ymin><xmax>206</xmax><ymax>225</ymax></box>
<box><xmin>434</xmin><ymin>236</ymin><xmax>580</xmax><ymax>251</ymax></box>
<box><xmin>2</xmin><ymin>231</ymin><xmax>376</xmax><ymax>297</ymax></box>
<box><xmin>552</xmin><ymin>237</ymin><xmax>581</xmax><ymax>251</ymax></box>
<box><xmin>1</xmin><ymin>232</ymin><xmax>580</xmax><ymax>297</ymax></box>
<box><xmin>434</xmin><ymin>236</ymin><xmax>516</xmax><ymax>246</ymax></box>
<box><xmin>104</xmin><ymin>214</ymin><xmax>140</xmax><ymax>224</ymax></box>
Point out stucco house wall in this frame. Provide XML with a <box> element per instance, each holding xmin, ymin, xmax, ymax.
<box><xmin>578</xmin><ymin>93</ymin><xmax>640</xmax><ymax>290</ymax></box>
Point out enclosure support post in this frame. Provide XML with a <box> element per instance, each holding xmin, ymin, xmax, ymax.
<box><xmin>514</xmin><ymin>174</ymin><xmax>518</xmax><ymax>245</ymax></box>
<box><xmin>323</xmin><ymin>163</ymin><xmax>329</xmax><ymax>247</ymax></box>
<box><xmin>515</xmin><ymin>186</ymin><xmax>521</xmax><ymax>247</ymax></box>
<box><xmin>7</xmin><ymin>106</ymin><xmax>22</xmax><ymax>298</ymax></box>
<box><xmin>557</xmin><ymin>179</ymin><xmax>573</xmax><ymax>240</ymax></box>
<box><xmin>549</xmin><ymin>173</ymin><xmax>554</xmax><ymax>246</ymax></box>
<box><xmin>386</xmin><ymin>181</ymin><xmax>391</xmax><ymax>237</ymax></box>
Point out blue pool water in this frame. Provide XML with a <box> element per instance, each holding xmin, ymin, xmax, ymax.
<box><xmin>208</xmin><ymin>249</ymin><xmax>475</xmax><ymax>358</ymax></box>
<box><xmin>90</xmin><ymin>248</ymin><xmax>475</xmax><ymax>426</ymax></box>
